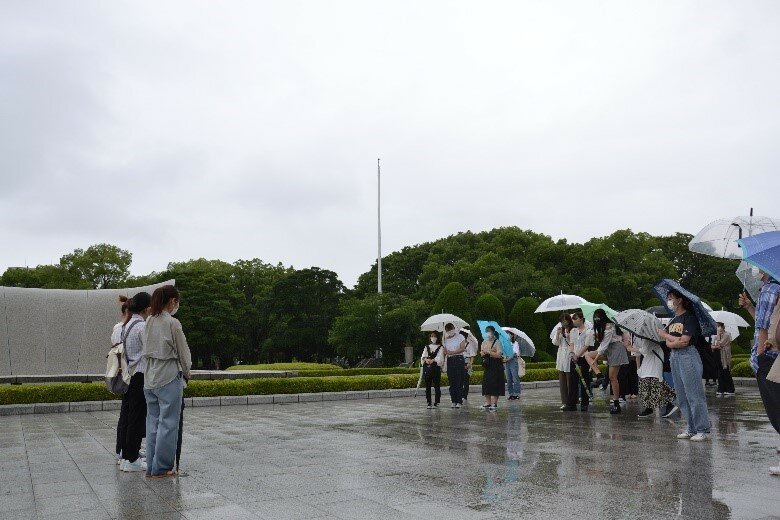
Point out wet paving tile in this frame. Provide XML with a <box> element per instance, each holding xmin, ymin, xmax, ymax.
<box><xmin>1</xmin><ymin>387</ymin><xmax>779</xmax><ymax>519</ymax></box>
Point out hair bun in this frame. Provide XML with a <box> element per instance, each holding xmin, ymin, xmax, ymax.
<box><xmin>118</xmin><ymin>295</ymin><xmax>129</xmax><ymax>303</ymax></box>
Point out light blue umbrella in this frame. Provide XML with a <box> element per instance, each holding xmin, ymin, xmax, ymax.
<box><xmin>738</xmin><ymin>231</ymin><xmax>780</xmax><ymax>283</ymax></box>
<box><xmin>477</xmin><ymin>320</ymin><xmax>513</xmax><ymax>357</ymax></box>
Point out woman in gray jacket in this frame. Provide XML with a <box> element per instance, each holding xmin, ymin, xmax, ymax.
<box><xmin>143</xmin><ymin>285</ymin><xmax>192</xmax><ymax>478</ymax></box>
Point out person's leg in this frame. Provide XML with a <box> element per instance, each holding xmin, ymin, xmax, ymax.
<box><xmin>671</xmin><ymin>352</ymin><xmax>694</xmax><ymax>434</ymax></box>
<box><xmin>584</xmin><ymin>351</ymin><xmax>601</xmax><ymax>375</ymax></box>
<box><xmin>506</xmin><ymin>360</ymin><xmax>518</xmax><ymax>397</ymax></box>
<box><xmin>558</xmin><ymin>371</ymin><xmax>568</xmax><ymax>405</ymax></box>
<box><xmin>463</xmin><ymin>367</ymin><xmax>471</xmax><ymax>400</ymax></box>
<box><xmin>453</xmin><ymin>357</ymin><xmax>465</xmax><ymax>404</ymax></box>
<box><xmin>756</xmin><ymin>354</ymin><xmax>780</xmax><ymax>435</ymax></box>
<box><xmin>566</xmin><ymin>361</ymin><xmax>579</xmax><ymax>407</ymax></box>
<box><xmin>663</xmin><ymin>371</ymin><xmax>677</xmax><ymax>404</ymax></box>
<box><xmin>578</xmin><ymin>359</ymin><xmax>591</xmax><ymax>409</ymax></box>
<box><xmin>116</xmin><ymin>392</ymin><xmax>129</xmax><ymax>458</ymax></box>
<box><xmin>425</xmin><ymin>374</ymin><xmax>433</xmax><ymax>406</ymax></box>
<box><xmin>447</xmin><ymin>358</ymin><xmax>457</xmax><ymax>403</ymax></box>
<box><xmin>150</xmin><ymin>376</ymin><xmax>184</xmax><ymax>475</ymax></box>
<box><xmin>680</xmin><ymin>349</ymin><xmax>711</xmax><ymax>434</ymax></box>
<box><xmin>144</xmin><ymin>388</ymin><xmax>160</xmax><ymax>475</ymax></box>
<box><xmin>723</xmin><ymin>367</ymin><xmax>735</xmax><ymax>394</ymax></box>
<box><xmin>122</xmin><ymin>373</ymin><xmax>147</xmax><ymax>463</ymax></box>
<box><xmin>609</xmin><ymin>366</ymin><xmax>621</xmax><ymax>401</ymax></box>
<box><xmin>433</xmin><ymin>368</ymin><xmax>441</xmax><ymax>405</ymax></box>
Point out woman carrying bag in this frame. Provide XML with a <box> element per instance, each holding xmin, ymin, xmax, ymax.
<box><xmin>421</xmin><ymin>332</ymin><xmax>445</xmax><ymax>409</ymax></box>
<box><xmin>480</xmin><ymin>325</ymin><xmax>506</xmax><ymax>411</ymax></box>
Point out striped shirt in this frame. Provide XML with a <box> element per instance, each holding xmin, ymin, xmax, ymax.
<box><xmin>751</xmin><ymin>280</ymin><xmax>780</xmax><ymax>373</ymax></box>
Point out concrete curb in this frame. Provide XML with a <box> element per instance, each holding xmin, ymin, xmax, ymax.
<box><xmin>0</xmin><ymin>378</ymin><xmax>758</xmax><ymax>416</ymax></box>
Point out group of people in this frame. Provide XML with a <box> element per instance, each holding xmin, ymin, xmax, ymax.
<box><xmin>419</xmin><ymin>270</ymin><xmax>780</xmax><ymax>475</ymax></box>
<box><xmin>112</xmin><ymin>285</ymin><xmax>193</xmax><ymax>477</ymax></box>
<box><xmin>421</xmin><ymin>324</ymin><xmax>523</xmax><ymax>411</ymax></box>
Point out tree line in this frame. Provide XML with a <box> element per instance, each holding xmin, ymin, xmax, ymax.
<box><xmin>0</xmin><ymin>228</ymin><xmax>752</xmax><ymax>368</ymax></box>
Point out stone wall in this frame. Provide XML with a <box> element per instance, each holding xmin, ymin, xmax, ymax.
<box><xmin>0</xmin><ymin>280</ymin><xmax>174</xmax><ymax>375</ymax></box>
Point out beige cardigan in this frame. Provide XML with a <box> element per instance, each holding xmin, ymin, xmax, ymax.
<box><xmin>142</xmin><ymin>311</ymin><xmax>192</xmax><ymax>390</ymax></box>
<box><xmin>714</xmin><ymin>331</ymin><xmax>733</xmax><ymax>369</ymax></box>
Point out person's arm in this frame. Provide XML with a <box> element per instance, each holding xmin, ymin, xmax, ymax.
<box><xmin>172</xmin><ymin>320</ymin><xmax>192</xmax><ymax>380</ymax></box>
<box><xmin>658</xmin><ymin>330</ymin><xmax>691</xmax><ymax>349</ymax></box>
<box><xmin>739</xmin><ymin>292</ymin><xmax>756</xmax><ymax>319</ymax></box>
<box><xmin>596</xmin><ymin>326</ymin><xmax>615</xmax><ymax>354</ymax></box>
<box><xmin>757</xmin><ymin>290</ymin><xmax>780</xmax><ymax>354</ymax></box>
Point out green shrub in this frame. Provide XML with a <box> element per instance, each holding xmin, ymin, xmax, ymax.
<box><xmin>0</xmin><ymin>368</ymin><xmax>561</xmax><ymax>404</ymax></box>
<box><xmin>731</xmin><ymin>361</ymin><xmax>754</xmax><ymax>377</ymax></box>
<box><xmin>226</xmin><ymin>363</ymin><xmax>342</xmax><ymax>371</ymax></box>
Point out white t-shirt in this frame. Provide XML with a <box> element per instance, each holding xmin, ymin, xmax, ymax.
<box><xmin>444</xmin><ymin>333</ymin><xmax>464</xmax><ymax>354</ymax></box>
<box><xmin>635</xmin><ymin>338</ymin><xmax>663</xmax><ymax>380</ymax></box>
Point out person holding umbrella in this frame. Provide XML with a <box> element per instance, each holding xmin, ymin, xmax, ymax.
<box><xmin>462</xmin><ymin>328</ymin><xmax>479</xmax><ymax>402</ymax></box>
<box><xmin>657</xmin><ymin>288</ymin><xmax>712</xmax><ymax>441</ymax></box>
<box><xmin>570</xmin><ymin>311</ymin><xmax>594</xmax><ymax>411</ymax></box>
<box><xmin>421</xmin><ymin>331</ymin><xmax>445</xmax><ymax>409</ymax></box>
<box><xmin>554</xmin><ymin>313</ymin><xmax>577</xmax><ymax>411</ymax></box>
<box><xmin>505</xmin><ymin>331</ymin><xmax>523</xmax><ymax>401</ymax></box>
<box><xmin>712</xmin><ymin>322</ymin><xmax>735</xmax><ymax>396</ymax></box>
<box><xmin>443</xmin><ymin>323</ymin><xmax>468</xmax><ymax>408</ymax></box>
<box><xmin>479</xmin><ymin>325</ymin><xmax>506</xmax><ymax>411</ymax></box>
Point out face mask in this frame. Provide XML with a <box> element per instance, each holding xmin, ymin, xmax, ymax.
<box><xmin>487</xmin><ymin>332</ymin><xmax>494</xmax><ymax>339</ymax></box>
<box><xmin>170</xmin><ymin>304</ymin><xmax>179</xmax><ymax>316</ymax></box>
<box><xmin>593</xmin><ymin>318</ymin><xmax>601</xmax><ymax>323</ymax></box>
<box><xmin>667</xmin><ymin>299</ymin><xmax>675</xmax><ymax>310</ymax></box>
<box><xmin>446</xmin><ymin>331</ymin><xmax>455</xmax><ymax>338</ymax></box>
<box><xmin>430</xmin><ymin>337</ymin><xmax>437</xmax><ymax>344</ymax></box>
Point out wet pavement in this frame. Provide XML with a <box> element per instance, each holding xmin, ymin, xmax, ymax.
<box><xmin>0</xmin><ymin>387</ymin><xmax>778</xmax><ymax>520</ymax></box>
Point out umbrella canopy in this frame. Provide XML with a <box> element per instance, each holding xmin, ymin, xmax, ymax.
<box><xmin>502</xmin><ymin>327</ymin><xmax>536</xmax><ymax>357</ymax></box>
<box><xmin>613</xmin><ymin>309</ymin><xmax>662</xmax><ymax>343</ymax></box>
<box><xmin>709</xmin><ymin>310</ymin><xmax>750</xmax><ymax>340</ymax></box>
<box><xmin>420</xmin><ymin>313</ymin><xmax>469</xmax><ymax>332</ymax></box>
<box><xmin>688</xmin><ymin>215</ymin><xmax>780</xmax><ymax>259</ymax></box>
<box><xmin>534</xmin><ymin>294</ymin><xmax>589</xmax><ymax>313</ymax></box>
<box><xmin>645</xmin><ymin>305</ymin><xmax>671</xmax><ymax>318</ymax></box>
<box><xmin>736</xmin><ymin>260</ymin><xmax>763</xmax><ymax>301</ymax></box>
<box><xmin>738</xmin><ymin>230</ymin><xmax>780</xmax><ymax>283</ymax></box>
<box><xmin>579</xmin><ymin>302</ymin><xmax>619</xmax><ymax>323</ymax></box>
<box><xmin>477</xmin><ymin>320</ymin><xmax>513</xmax><ymax>357</ymax></box>
<box><xmin>652</xmin><ymin>279</ymin><xmax>718</xmax><ymax>336</ymax></box>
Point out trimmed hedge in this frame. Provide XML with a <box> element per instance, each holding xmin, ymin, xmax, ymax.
<box><xmin>294</xmin><ymin>362</ymin><xmax>558</xmax><ymax>378</ymax></box>
<box><xmin>0</xmin><ymin>368</ymin><xmax>561</xmax><ymax>405</ymax></box>
<box><xmin>226</xmin><ymin>363</ymin><xmax>342</xmax><ymax>371</ymax></box>
<box><xmin>731</xmin><ymin>361</ymin><xmax>754</xmax><ymax>378</ymax></box>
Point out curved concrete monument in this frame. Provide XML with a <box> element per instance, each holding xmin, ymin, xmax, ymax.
<box><xmin>0</xmin><ymin>280</ymin><xmax>175</xmax><ymax>375</ymax></box>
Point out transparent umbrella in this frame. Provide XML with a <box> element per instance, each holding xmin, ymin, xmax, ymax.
<box><xmin>688</xmin><ymin>214</ymin><xmax>780</xmax><ymax>259</ymax></box>
<box><xmin>736</xmin><ymin>261</ymin><xmax>763</xmax><ymax>301</ymax></box>
<box><xmin>534</xmin><ymin>294</ymin><xmax>589</xmax><ymax>313</ymax></box>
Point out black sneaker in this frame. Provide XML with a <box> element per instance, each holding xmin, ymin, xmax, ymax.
<box><xmin>609</xmin><ymin>400</ymin><xmax>621</xmax><ymax>415</ymax></box>
<box><xmin>662</xmin><ymin>404</ymin><xmax>679</xmax><ymax>418</ymax></box>
<box><xmin>580</xmin><ymin>405</ymin><xmax>589</xmax><ymax>412</ymax></box>
<box><xmin>637</xmin><ymin>408</ymin><xmax>654</xmax><ymax>418</ymax></box>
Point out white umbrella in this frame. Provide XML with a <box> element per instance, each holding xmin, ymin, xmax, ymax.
<box><xmin>688</xmin><ymin>215</ymin><xmax>780</xmax><ymax>259</ymax></box>
<box><xmin>701</xmin><ymin>301</ymin><xmax>714</xmax><ymax>312</ymax></box>
<box><xmin>534</xmin><ymin>294</ymin><xmax>589</xmax><ymax>313</ymax></box>
<box><xmin>709</xmin><ymin>310</ymin><xmax>750</xmax><ymax>340</ymax></box>
<box><xmin>420</xmin><ymin>313</ymin><xmax>468</xmax><ymax>332</ymax></box>
<box><xmin>502</xmin><ymin>327</ymin><xmax>536</xmax><ymax>357</ymax></box>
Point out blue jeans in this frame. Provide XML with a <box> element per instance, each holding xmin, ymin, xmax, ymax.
<box><xmin>505</xmin><ymin>358</ymin><xmax>521</xmax><ymax>396</ymax></box>
<box><xmin>670</xmin><ymin>347</ymin><xmax>711</xmax><ymax>434</ymax></box>
<box><xmin>144</xmin><ymin>374</ymin><xmax>184</xmax><ymax>475</ymax></box>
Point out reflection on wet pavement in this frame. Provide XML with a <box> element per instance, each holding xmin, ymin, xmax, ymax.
<box><xmin>0</xmin><ymin>387</ymin><xmax>778</xmax><ymax>519</ymax></box>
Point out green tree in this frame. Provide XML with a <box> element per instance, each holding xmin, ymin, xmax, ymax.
<box><xmin>260</xmin><ymin>267</ymin><xmax>345</xmax><ymax>363</ymax></box>
<box><xmin>509</xmin><ymin>297</ymin><xmax>552</xmax><ymax>360</ymax></box>
<box><xmin>0</xmin><ymin>265</ymin><xmax>90</xmax><ymax>289</ymax></box>
<box><xmin>431</xmin><ymin>282</ymin><xmax>472</xmax><ymax>323</ymax></box>
<box><xmin>579</xmin><ymin>287</ymin><xmax>608</xmax><ymax>304</ymax></box>
<box><xmin>59</xmin><ymin>244</ymin><xmax>132</xmax><ymax>289</ymax></box>
<box><xmin>474</xmin><ymin>293</ymin><xmax>505</xmax><ymax>324</ymax></box>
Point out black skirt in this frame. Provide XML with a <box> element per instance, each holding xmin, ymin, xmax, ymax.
<box><xmin>482</xmin><ymin>357</ymin><xmax>505</xmax><ymax>396</ymax></box>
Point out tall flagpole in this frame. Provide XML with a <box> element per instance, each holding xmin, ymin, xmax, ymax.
<box><xmin>377</xmin><ymin>158</ymin><xmax>382</xmax><ymax>295</ymax></box>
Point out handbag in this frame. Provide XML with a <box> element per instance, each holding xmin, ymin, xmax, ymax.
<box><xmin>517</xmin><ymin>356</ymin><xmax>526</xmax><ymax>378</ymax></box>
<box><xmin>105</xmin><ymin>320</ymin><xmax>140</xmax><ymax>395</ymax></box>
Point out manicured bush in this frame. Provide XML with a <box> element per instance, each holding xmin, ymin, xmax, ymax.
<box><xmin>226</xmin><ymin>363</ymin><xmax>342</xmax><ymax>371</ymax></box>
<box><xmin>731</xmin><ymin>361</ymin><xmax>754</xmax><ymax>378</ymax></box>
<box><xmin>0</xmin><ymin>368</ymin><xmax>561</xmax><ymax>404</ymax></box>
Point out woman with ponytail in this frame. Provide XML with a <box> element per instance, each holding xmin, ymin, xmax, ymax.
<box><xmin>142</xmin><ymin>285</ymin><xmax>192</xmax><ymax>477</ymax></box>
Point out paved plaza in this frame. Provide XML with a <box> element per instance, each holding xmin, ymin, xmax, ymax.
<box><xmin>0</xmin><ymin>387</ymin><xmax>778</xmax><ymax>520</ymax></box>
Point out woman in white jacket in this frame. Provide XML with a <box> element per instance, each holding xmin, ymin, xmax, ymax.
<box><xmin>627</xmin><ymin>335</ymin><xmax>676</xmax><ymax>418</ymax></box>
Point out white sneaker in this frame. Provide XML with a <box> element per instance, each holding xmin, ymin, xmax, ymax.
<box><xmin>559</xmin><ymin>405</ymin><xmax>567</xmax><ymax>410</ymax></box>
<box><xmin>715</xmin><ymin>393</ymin><xmax>723</xmax><ymax>397</ymax></box>
<box><xmin>724</xmin><ymin>393</ymin><xmax>735</xmax><ymax>397</ymax></box>
<box><xmin>769</xmin><ymin>465</ymin><xmax>780</xmax><ymax>476</ymax></box>
<box><xmin>690</xmin><ymin>433</ymin><xmax>710</xmax><ymax>442</ymax></box>
<box><xmin>121</xmin><ymin>459</ymin><xmax>147</xmax><ymax>472</ymax></box>
<box><xmin>677</xmin><ymin>432</ymin><xmax>694</xmax><ymax>440</ymax></box>
<box><xmin>116</xmin><ymin>455</ymin><xmax>123</xmax><ymax>466</ymax></box>
<box><xmin>454</xmin><ymin>403</ymin><xmax>461</xmax><ymax>409</ymax></box>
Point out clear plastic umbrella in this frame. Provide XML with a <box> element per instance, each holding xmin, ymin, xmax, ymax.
<box><xmin>709</xmin><ymin>310</ymin><xmax>750</xmax><ymax>340</ymax></box>
<box><xmin>534</xmin><ymin>294</ymin><xmax>589</xmax><ymax>313</ymax></box>
<box><xmin>502</xmin><ymin>327</ymin><xmax>536</xmax><ymax>357</ymax></box>
<box><xmin>688</xmin><ymin>214</ymin><xmax>780</xmax><ymax>259</ymax></box>
<box><xmin>736</xmin><ymin>261</ymin><xmax>763</xmax><ymax>301</ymax></box>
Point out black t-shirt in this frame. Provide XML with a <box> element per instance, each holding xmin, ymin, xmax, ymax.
<box><xmin>667</xmin><ymin>312</ymin><xmax>701</xmax><ymax>347</ymax></box>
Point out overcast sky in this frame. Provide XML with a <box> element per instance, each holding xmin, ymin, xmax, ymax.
<box><xmin>1</xmin><ymin>1</ymin><xmax>778</xmax><ymax>288</ymax></box>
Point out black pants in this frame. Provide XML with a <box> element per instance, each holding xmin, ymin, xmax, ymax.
<box><xmin>757</xmin><ymin>354</ymin><xmax>780</xmax><ymax>435</ymax></box>
<box><xmin>447</xmin><ymin>356</ymin><xmax>465</xmax><ymax>404</ymax></box>
<box><xmin>116</xmin><ymin>372</ymin><xmax>146</xmax><ymax>463</ymax></box>
<box><xmin>463</xmin><ymin>369</ymin><xmax>471</xmax><ymax>399</ymax></box>
<box><xmin>716</xmin><ymin>356</ymin><xmax>735</xmax><ymax>394</ymax></box>
<box><xmin>425</xmin><ymin>366</ymin><xmax>442</xmax><ymax>405</ymax></box>
<box><xmin>563</xmin><ymin>361</ymin><xmax>579</xmax><ymax>407</ymax></box>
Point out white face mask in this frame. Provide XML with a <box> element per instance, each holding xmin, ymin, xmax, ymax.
<box><xmin>445</xmin><ymin>331</ymin><xmax>456</xmax><ymax>338</ymax></box>
<box><xmin>487</xmin><ymin>332</ymin><xmax>494</xmax><ymax>339</ymax></box>
<box><xmin>667</xmin><ymin>299</ymin><xmax>676</xmax><ymax>311</ymax></box>
<box><xmin>430</xmin><ymin>337</ymin><xmax>437</xmax><ymax>344</ymax></box>
<box><xmin>170</xmin><ymin>303</ymin><xmax>179</xmax><ymax>316</ymax></box>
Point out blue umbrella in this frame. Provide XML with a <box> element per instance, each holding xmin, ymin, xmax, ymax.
<box><xmin>738</xmin><ymin>230</ymin><xmax>780</xmax><ymax>283</ymax></box>
<box><xmin>652</xmin><ymin>279</ymin><xmax>717</xmax><ymax>336</ymax></box>
<box><xmin>477</xmin><ymin>320</ymin><xmax>513</xmax><ymax>357</ymax></box>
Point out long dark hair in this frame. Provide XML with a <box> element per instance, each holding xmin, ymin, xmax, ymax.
<box><xmin>127</xmin><ymin>292</ymin><xmax>151</xmax><ymax>314</ymax></box>
<box><xmin>593</xmin><ymin>308</ymin><xmax>622</xmax><ymax>344</ymax></box>
<box><xmin>559</xmin><ymin>312</ymin><xmax>574</xmax><ymax>332</ymax></box>
<box><xmin>428</xmin><ymin>331</ymin><xmax>442</xmax><ymax>345</ymax></box>
<box><xmin>150</xmin><ymin>285</ymin><xmax>180</xmax><ymax>316</ymax></box>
